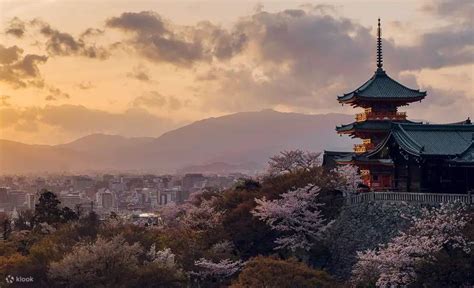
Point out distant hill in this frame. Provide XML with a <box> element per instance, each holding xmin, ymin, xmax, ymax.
<box><xmin>0</xmin><ymin>139</ymin><xmax>96</xmax><ymax>174</ymax></box>
<box><xmin>0</xmin><ymin>110</ymin><xmax>355</xmax><ymax>174</ymax></box>
<box><xmin>57</xmin><ymin>134</ymin><xmax>154</xmax><ymax>156</ymax></box>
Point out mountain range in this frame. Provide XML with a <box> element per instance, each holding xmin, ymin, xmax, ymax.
<box><xmin>0</xmin><ymin>110</ymin><xmax>355</xmax><ymax>174</ymax></box>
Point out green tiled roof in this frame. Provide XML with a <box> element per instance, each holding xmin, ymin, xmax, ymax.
<box><xmin>336</xmin><ymin>120</ymin><xmax>417</xmax><ymax>133</ymax></box>
<box><xmin>450</xmin><ymin>142</ymin><xmax>474</xmax><ymax>166</ymax></box>
<box><xmin>338</xmin><ymin>69</ymin><xmax>426</xmax><ymax>103</ymax></box>
<box><xmin>372</xmin><ymin>123</ymin><xmax>474</xmax><ymax>157</ymax></box>
<box><xmin>334</xmin><ymin>154</ymin><xmax>394</xmax><ymax>165</ymax></box>
<box><xmin>322</xmin><ymin>151</ymin><xmax>354</xmax><ymax>168</ymax></box>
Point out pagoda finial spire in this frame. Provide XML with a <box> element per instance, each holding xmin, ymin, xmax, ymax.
<box><xmin>377</xmin><ymin>18</ymin><xmax>383</xmax><ymax>70</ymax></box>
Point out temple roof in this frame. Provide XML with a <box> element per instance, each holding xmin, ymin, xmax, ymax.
<box><xmin>336</xmin><ymin>120</ymin><xmax>418</xmax><ymax>134</ymax></box>
<box><xmin>368</xmin><ymin>122</ymin><xmax>474</xmax><ymax>158</ymax></box>
<box><xmin>337</xmin><ymin>69</ymin><xmax>427</xmax><ymax>103</ymax></box>
<box><xmin>337</xmin><ymin>19</ymin><xmax>426</xmax><ymax>104</ymax></box>
<box><xmin>449</xmin><ymin>142</ymin><xmax>474</xmax><ymax>166</ymax></box>
<box><xmin>322</xmin><ymin>150</ymin><xmax>354</xmax><ymax>169</ymax></box>
<box><xmin>333</xmin><ymin>153</ymin><xmax>394</xmax><ymax>166</ymax></box>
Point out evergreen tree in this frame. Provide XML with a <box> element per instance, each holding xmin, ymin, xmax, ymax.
<box><xmin>33</xmin><ymin>190</ymin><xmax>77</xmax><ymax>226</ymax></box>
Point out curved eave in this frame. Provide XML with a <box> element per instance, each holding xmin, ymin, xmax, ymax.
<box><xmin>335</xmin><ymin>159</ymin><xmax>355</xmax><ymax>165</ymax></box>
<box><xmin>336</xmin><ymin>120</ymin><xmax>413</xmax><ymax>134</ymax></box>
<box><xmin>337</xmin><ymin>93</ymin><xmax>426</xmax><ymax>105</ymax></box>
<box><xmin>356</xmin><ymin>159</ymin><xmax>394</xmax><ymax>166</ymax></box>
<box><xmin>365</xmin><ymin>124</ymin><xmax>466</xmax><ymax>159</ymax></box>
<box><xmin>364</xmin><ymin>129</ymin><xmax>423</xmax><ymax>158</ymax></box>
<box><xmin>335</xmin><ymin>157</ymin><xmax>394</xmax><ymax>166</ymax></box>
<box><xmin>449</xmin><ymin>142</ymin><xmax>474</xmax><ymax>166</ymax></box>
<box><xmin>336</xmin><ymin>126</ymin><xmax>391</xmax><ymax>133</ymax></box>
<box><xmin>458</xmin><ymin>142</ymin><xmax>474</xmax><ymax>156</ymax></box>
<box><xmin>337</xmin><ymin>69</ymin><xmax>427</xmax><ymax>104</ymax></box>
<box><xmin>392</xmin><ymin>130</ymin><xmax>424</xmax><ymax>156</ymax></box>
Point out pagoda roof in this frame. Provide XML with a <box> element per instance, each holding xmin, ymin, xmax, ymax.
<box><xmin>338</xmin><ymin>69</ymin><xmax>426</xmax><ymax>103</ymax></box>
<box><xmin>336</xmin><ymin>120</ymin><xmax>418</xmax><ymax>134</ymax></box>
<box><xmin>322</xmin><ymin>150</ymin><xmax>354</xmax><ymax>168</ymax></box>
<box><xmin>334</xmin><ymin>153</ymin><xmax>394</xmax><ymax>166</ymax></box>
<box><xmin>367</xmin><ymin>122</ymin><xmax>474</xmax><ymax>158</ymax></box>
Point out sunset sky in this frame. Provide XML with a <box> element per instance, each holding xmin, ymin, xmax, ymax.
<box><xmin>0</xmin><ymin>0</ymin><xmax>472</xmax><ymax>144</ymax></box>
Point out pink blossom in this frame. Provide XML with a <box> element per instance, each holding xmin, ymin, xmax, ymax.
<box><xmin>352</xmin><ymin>204</ymin><xmax>469</xmax><ymax>287</ymax></box>
<box><xmin>252</xmin><ymin>184</ymin><xmax>333</xmax><ymax>251</ymax></box>
<box><xmin>193</xmin><ymin>258</ymin><xmax>244</xmax><ymax>280</ymax></box>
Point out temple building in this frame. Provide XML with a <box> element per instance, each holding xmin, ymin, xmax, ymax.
<box><xmin>324</xmin><ymin>19</ymin><xmax>474</xmax><ymax>193</ymax></box>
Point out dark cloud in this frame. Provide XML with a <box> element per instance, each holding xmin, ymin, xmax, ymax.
<box><xmin>106</xmin><ymin>11</ymin><xmax>167</xmax><ymax>35</ymax></box>
<box><xmin>198</xmin><ymin>9</ymin><xmax>374</xmax><ymax>111</ymax></box>
<box><xmin>384</xmin><ymin>27</ymin><xmax>474</xmax><ymax>71</ymax></box>
<box><xmin>80</xmin><ymin>28</ymin><xmax>105</xmax><ymax>38</ymax></box>
<box><xmin>12</xmin><ymin>54</ymin><xmax>48</xmax><ymax>77</ymax></box>
<box><xmin>126</xmin><ymin>65</ymin><xmax>151</xmax><ymax>82</ymax></box>
<box><xmin>422</xmin><ymin>0</ymin><xmax>473</xmax><ymax>24</ymax></box>
<box><xmin>5</xmin><ymin>17</ymin><xmax>26</xmax><ymax>38</ymax></box>
<box><xmin>106</xmin><ymin>11</ymin><xmax>199</xmax><ymax>65</ymax></box>
<box><xmin>32</xmin><ymin>19</ymin><xmax>109</xmax><ymax>59</ymax></box>
<box><xmin>191</xmin><ymin>21</ymin><xmax>247</xmax><ymax>60</ymax></box>
<box><xmin>131</xmin><ymin>91</ymin><xmax>183</xmax><ymax>110</ymax></box>
<box><xmin>106</xmin><ymin>11</ymin><xmax>247</xmax><ymax>65</ymax></box>
<box><xmin>387</xmin><ymin>0</ymin><xmax>473</xmax><ymax>71</ymax></box>
<box><xmin>0</xmin><ymin>45</ymin><xmax>23</xmax><ymax>65</ymax></box>
<box><xmin>191</xmin><ymin>5</ymin><xmax>473</xmax><ymax>112</ymax></box>
<box><xmin>0</xmin><ymin>44</ymin><xmax>48</xmax><ymax>88</ymax></box>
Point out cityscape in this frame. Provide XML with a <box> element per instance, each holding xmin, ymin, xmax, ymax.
<box><xmin>0</xmin><ymin>173</ymin><xmax>243</xmax><ymax>224</ymax></box>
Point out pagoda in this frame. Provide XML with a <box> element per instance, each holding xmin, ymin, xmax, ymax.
<box><xmin>335</xmin><ymin>19</ymin><xmax>426</xmax><ymax>188</ymax></box>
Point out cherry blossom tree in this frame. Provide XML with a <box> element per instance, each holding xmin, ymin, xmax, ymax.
<box><xmin>252</xmin><ymin>184</ymin><xmax>333</xmax><ymax>252</ymax></box>
<box><xmin>352</xmin><ymin>204</ymin><xmax>470</xmax><ymax>287</ymax></box>
<box><xmin>158</xmin><ymin>197</ymin><xmax>223</xmax><ymax>231</ymax></box>
<box><xmin>158</xmin><ymin>202</ymin><xmax>187</xmax><ymax>227</ymax></box>
<box><xmin>146</xmin><ymin>245</ymin><xmax>176</xmax><ymax>268</ymax></box>
<box><xmin>209</xmin><ymin>240</ymin><xmax>234</xmax><ymax>257</ymax></box>
<box><xmin>181</xmin><ymin>198</ymin><xmax>223</xmax><ymax>231</ymax></box>
<box><xmin>334</xmin><ymin>164</ymin><xmax>362</xmax><ymax>195</ymax></box>
<box><xmin>49</xmin><ymin>235</ymin><xmax>142</xmax><ymax>287</ymax></box>
<box><xmin>193</xmin><ymin>258</ymin><xmax>244</xmax><ymax>281</ymax></box>
<box><xmin>268</xmin><ymin>150</ymin><xmax>321</xmax><ymax>175</ymax></box>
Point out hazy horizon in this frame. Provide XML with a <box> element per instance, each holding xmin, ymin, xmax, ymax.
<box><xmin>1</xmin><ymin>109</ymin><xmax>355</xmax><ymax>145</ymax></box>
<box><xmin>0</xmin><ymin>110</ymin><xmax>356</xmax><ymax>174</ymax></box>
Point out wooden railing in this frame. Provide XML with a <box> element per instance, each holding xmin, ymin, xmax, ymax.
<box><xmin>354</xmin><ymin>143</ymin><xmax>375</xmax><ymax>153</ymax></box>
<box><xmin>346</xmin><ymin>192</ymin><xmax>474</xmax><ymax>206</ymax></box>
<box><xmin>355</xmin><ymin>112</ymin><xmax>407</xmax><ymax>122</ymax></box>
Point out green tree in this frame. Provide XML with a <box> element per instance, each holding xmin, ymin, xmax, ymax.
<box><xmin>33</xmin><ymin>190</ymin><xmax>78</xmax><ymax>226</ymax></box>
<box><xmin>34</xmin><ymin>190</ymin><xmax>63</xmax><ymax>225</ymax></box>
